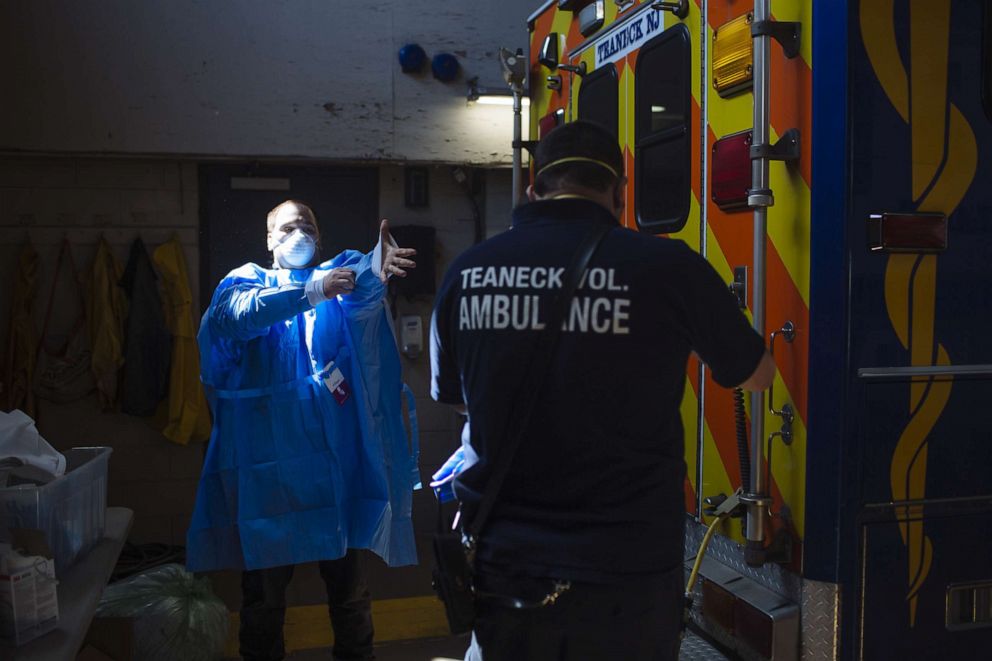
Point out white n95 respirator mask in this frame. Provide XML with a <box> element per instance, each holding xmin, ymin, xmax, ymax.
<box><xmin>274</xmin><ymin>229</ymin><xmax>316</xmax><ymax>268</ymax></box>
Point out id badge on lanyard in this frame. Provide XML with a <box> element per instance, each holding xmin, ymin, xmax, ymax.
<box><xmin>321</xmin><ymin>360</ymin><xmax>351</xmax><ymax>405</ymax></box>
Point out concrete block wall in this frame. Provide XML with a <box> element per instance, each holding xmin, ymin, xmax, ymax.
<box><xmin>0</xmin><ymin>0</ymin><xmax>535</xmax><ymax>164</ymax></box>
<box><xmin>0</xmin><ymin>156</ymin><xmax>202</xmax><ymax>549</ymax></box>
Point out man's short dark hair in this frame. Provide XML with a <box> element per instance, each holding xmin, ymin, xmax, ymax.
<box><xmin>532</xmin><ymin>121</ymin><xmax>624</xmax><ymax>196</ymax></box>
<box><xmin>267</xmin><ymin>199</ymin><xmax>317</xmax><ymax>232</ymax></box>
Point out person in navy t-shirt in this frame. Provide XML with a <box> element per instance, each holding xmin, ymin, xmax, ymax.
<box><xmin>430</xmin><ymin>121</ymin><xmax>775</xmax><ymax>661</ymax></box>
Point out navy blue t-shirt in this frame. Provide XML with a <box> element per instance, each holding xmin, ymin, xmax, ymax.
<box><xmin>430</xmin><ymin>198</ymin><xmax>765</xmax><ymax>582</ymax></box>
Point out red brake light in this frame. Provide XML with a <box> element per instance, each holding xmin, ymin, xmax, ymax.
<box><xmin>712</xmin><ymin>130</ymin><xmax>752</xmax><ymax>211</ymax></box>
<box><xmin>867</xmin><ymin>212</ymin><xmax>948</xmax><ymax>253</ymax></box>
<box><xmin>540</xmin><ymin>109</ymin><xmax>564</xmax><ymax>138</ymax></box>
<box><xmin>734</xmin><ymin>596</ymin><xmax>775</xmax><ymax>658</ymax></box>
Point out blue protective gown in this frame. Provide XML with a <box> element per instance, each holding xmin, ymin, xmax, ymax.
<box><xmin>186</xmin><ymin>249</ymin><xmax>419</xmax><ymax>572</ymax></box>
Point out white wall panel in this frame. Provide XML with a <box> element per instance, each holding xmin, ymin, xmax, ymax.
<box><xmin>1</xmin><ymin>1</ymin><xmax>536</xmax><ymax>164</ymax></box>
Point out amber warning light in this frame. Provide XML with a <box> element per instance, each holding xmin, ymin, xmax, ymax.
<box><xmin>712</xmin><ymin>13</ymin><xmax>754</xmax><ymax>97</ymax></box>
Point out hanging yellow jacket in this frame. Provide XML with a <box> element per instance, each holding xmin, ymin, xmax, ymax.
<box><xmin>87</xmin><ymin>237</ymin><xmax>128</xmax><ymax>411</ymax></box>
<box><xmin>4</xmin><ymin>243</ymin><xmax>39</xmax><ymax>416</ymax></box>
<box><xmin>153</xmin><ymin>235</ymin><xmax>211</xmax><ymax>444</ymax></box>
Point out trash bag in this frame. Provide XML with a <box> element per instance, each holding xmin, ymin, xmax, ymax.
<box><xmin>96</xmin><ymin>563</ymin><xmax>228</xmax><ymax>661</ymax></box>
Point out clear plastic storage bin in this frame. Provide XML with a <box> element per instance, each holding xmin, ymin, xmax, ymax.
<box><xmin>0</xmin><ymin>447</ymin><xmax>112</xmax><ymax>574</ymax></box>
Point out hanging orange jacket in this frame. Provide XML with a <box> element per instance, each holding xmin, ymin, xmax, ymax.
<box><xmin>87</xmin><ymin>237</ymin><xmax>128</xmax><ymax>410</ymax></box>
<box><xmin>153</xmin><ymin>234</ymin><xmax>211</xmax><ymax>444</ymax></box>
<box><xmin>3</xmin><ymin>243</ymin><xmax>40</xmax><ymax>416</ymax></box>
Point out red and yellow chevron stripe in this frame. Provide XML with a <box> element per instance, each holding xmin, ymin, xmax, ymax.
<box><xmin>528</xmin><ymin>0</ymin><xmax>812</xmax><ymax>567</ymax></box>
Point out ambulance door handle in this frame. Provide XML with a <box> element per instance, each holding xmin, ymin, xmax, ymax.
<box><xmin>651</xmin><ymin>0</ymin><xmax>689</xmax><ymax>20</ymax></box>
<box><xmin>558</xmin><ymin>62</ymin><xmax>587</xmax><ymax>77</ymax></box>
<box><xmin>767</xmin><ymin>321</ymin><xmax>795</xmax><ymax>422</ymax></box>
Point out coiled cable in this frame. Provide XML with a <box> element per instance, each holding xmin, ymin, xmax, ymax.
<box><xmin>733</xmin><ymin>387</ymin><xmax>750</xmax><ymax>492</ymax></box>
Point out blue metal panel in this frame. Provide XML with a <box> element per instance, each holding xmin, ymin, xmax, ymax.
<box><xmin>805</xmin><ymin>0</ymin><xmax>849</xmax><ymax>585</ymax></box>
<box><xmin>847</xmin><ymin>0</ymin><xmax>992</xmax><ymax>655</ymax></box>
<box><xmin>860</xmin><ymin>507</ymin><xmax>992</xmax><ymax>659</ymax></box>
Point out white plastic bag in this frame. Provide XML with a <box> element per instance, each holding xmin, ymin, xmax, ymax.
<box><xmin>0</xmin><ymin>410</ymin><xmax>66</xmax><ymax>486</ymax></box>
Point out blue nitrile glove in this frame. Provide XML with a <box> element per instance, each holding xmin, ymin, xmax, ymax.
<box><xmin>430</xmin><ymin>446</ymin><xmax>466</xmax><ymax>503</ymax></box>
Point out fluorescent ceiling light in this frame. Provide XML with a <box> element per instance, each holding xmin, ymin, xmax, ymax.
<box><xmin>474</xmin><ymin>95</ymin><xmax>531</xmax><ymax>107</ymax></box>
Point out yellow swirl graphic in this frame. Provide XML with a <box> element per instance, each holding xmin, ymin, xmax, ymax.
<box><xmin>862</xmin><ymin>1</ymin><xmax>978</xmax><ymax>626</ymax></box>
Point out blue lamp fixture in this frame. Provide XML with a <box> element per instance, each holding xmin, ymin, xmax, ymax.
<box><xmin>431</xmin><ymin>52</ymin><xmax>460</xmax><ymax>82</ymax></box>
<box><xmin>398</xmin><ymin>44</ymin><xmax>427</xmax><ymax>73</ymax></box>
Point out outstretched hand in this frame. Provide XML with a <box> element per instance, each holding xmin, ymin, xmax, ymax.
<box><xmin>379</xmin><ymin>219</ymin><xmax>417</xmax><ymax>284</ymax></box>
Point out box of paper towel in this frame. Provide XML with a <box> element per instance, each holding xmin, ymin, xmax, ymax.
<box><xmin>0</xmin><ymin>540</ymin><xmax>59</xmax><ymax>646</ymax></box>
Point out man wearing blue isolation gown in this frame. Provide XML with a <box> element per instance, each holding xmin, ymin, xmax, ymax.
<box><xmin>187</xmin><ymin>200</ymin><xmax>421</xmax><ymax>661</ymax></box>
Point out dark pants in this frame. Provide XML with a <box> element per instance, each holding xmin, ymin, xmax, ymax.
<box><xmin>464</xmin><ymin>566</ymin><xmax>683</xmax><ymax>661</ymax></box>
<box><xmin>240</xmin><ymin>549</ymin><xmax>374</xmax><ymax>661</ymax></box>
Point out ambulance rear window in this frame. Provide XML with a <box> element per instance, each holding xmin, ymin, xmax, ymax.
<box><xmin>578</xmin><ymin>63</ymin><xmax>619</xmax><ymax>138</ymax></box>
<box><xmin>635</xmin><ymin>24</ymin><xmax>691</xmax><ymax>234</ymax></box>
